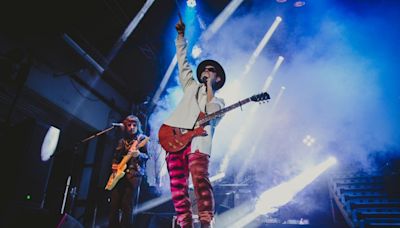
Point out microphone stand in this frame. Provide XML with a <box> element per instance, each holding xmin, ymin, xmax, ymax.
<box><xmin>81</xmin><ymin>125</ymin><xmax>116</xmax><ymax>143</ymax></box>
<box><xmin>61</xmin><ymin>125</ymin><xmax>118</xmax><ymax>216</ymax></box>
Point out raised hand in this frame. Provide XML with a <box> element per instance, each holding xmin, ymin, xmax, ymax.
<box><xmin>128</xmin><ymin>149</ymin><xmax>140</xmax><ymax>158</ymax></box>
<box><xmin>175</xmin><ymin>19</ymin><xmax>185</xmax><ymax>37</ymax></box>
<box><xmin>111</xmin><ymin>163</ymin><xmax>118</xmax><ymax>172</ymax></box>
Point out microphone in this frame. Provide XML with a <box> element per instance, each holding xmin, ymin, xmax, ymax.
<box><xmin>111</xmin><ymin>123</ymin><xmax>124</xmax><ymax>127</ymax></box>
<box><xmin>201</xmin><ymin>76</ymin><xmax>208</xmax><ymax>84</ymax></box>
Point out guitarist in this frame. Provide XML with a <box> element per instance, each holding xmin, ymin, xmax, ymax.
<box><xmin>108</xmin><ymin>115</ymin><xmax>149</xmax><ymax>228</ymax></box>
<box><xmin>163</xmin><ymin>19</ymin><xmax>226</xmax><ymax>228</ymax></box>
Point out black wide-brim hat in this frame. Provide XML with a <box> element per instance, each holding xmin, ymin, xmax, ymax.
<box><xmin>196</xmin><ymin>59</ymin><xmax>226</xmax><ymax>90</ymax></box>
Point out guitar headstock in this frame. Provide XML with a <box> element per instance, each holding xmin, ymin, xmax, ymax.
<box><xmin>250</xmin><ymin>92</ymin><xmax>270</xmax><ymax>102</ymax></box>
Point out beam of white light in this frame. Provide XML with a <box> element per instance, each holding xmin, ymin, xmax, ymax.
<box><xmin>255</xmin><ymin>156</ymin><xmax>337</xmax><ymax>214</ymax></box>
<box><xmin>219</xmin><ymin>154</ymin><xmax>230</xmax><ymax>174</ymax></box>
<box><xmin>210</xmin><ymin>172</ymin><xmax>226</xmax><ymax>182</ymax></box>
<box><xmin>135</xmin><ymin>194</ymin><xmax>172</xmax><ymax>214</ymax></box>
<box><xmin>201</xmin><ymin>0</ymin><xmax>245</xmax><ymax>42</ymax></box>
<box><xmin>41</xmin><ymin>126</ymin><xmax>60</xmax><ymax>161</ymax></box>
<box><xmin>152</xmin><ymin>55</ymin><xmax>178</xmax><ymax>105</ymax></box>
<box><xmin>263</xmin><ymin>56</ymin><xmax>284</xmax><ymax>91</ymax></box>
<box><xmin>215</xmin><ymin>198</ymin><xmax>255</xmax><ymax>228</ymax></box>
<box><xmin>107</xmin><ymin>0</ymin><xmax>156</xmax><ymax>63</ymax></box>
<box><xmin>234</xmin><ymin>86</ymin><xmax>286</xmax><ymax>181</ymax></box>
<box><xmin>234</xmin><ymin>85</ymin><xmax>285</xmax><ymax>181</ymax></box>
<box><xmin>197</xmin><ymin>14</ymin><xmax>206</xmax><ymax>30</ymax></box>
<box><xmin>136</xmin><ymin>172</ymin><xmax>225</xmax><ymax>214</ymax></box>
<box><xmin>242</xmin><ymin>17</ymin><xmax>282</xmax><ymax>76</ymax></box>
<box><xmin>63</xmin><ymin>34</ymin><xmax>104</xmax><ymax>73</ymax></box>
<box><xmin>189</xmin><ymin>172</ymin><xmax>225</xmax><ymax>188</ymax></box>
<box><xmin>231</xmin><ymin>213</ymin><xmax>259</xmax><ymax>228</ymax></box>
<box><xmin>151</xmin><ymin>1</ymin><xmax>243</xmax><ymax>105</ymax></box>
<box><xmin>231</xmin><ymin>157</ymin><xmax>337</xmax><ymax>227</ymax></box>
<box><xmin>271</xmin><ymin>86</ymin><xmax>285</xmax><ymax>112</ymax></box>
<box><xmin>219</xmin><ymin>56</ymin><xmax>284</xmax><ymax>174</ymax></box>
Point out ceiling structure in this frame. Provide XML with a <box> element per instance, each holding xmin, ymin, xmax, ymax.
<box><xmin>2</xmin><ymin>0</ymin><xmax>394</xmax><ymax>112</ymax></box>
<box><xmin>2</xmin><ymin>0</ymin><xmax>234</xmax><ymax>106</ymax></box>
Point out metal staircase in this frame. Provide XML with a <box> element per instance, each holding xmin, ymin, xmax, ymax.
<box><xmin>330</xmin><ymin>173</ymin><xmax>400</xmax><ymax>227</ymax></box>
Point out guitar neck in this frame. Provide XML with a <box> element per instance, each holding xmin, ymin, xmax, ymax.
<box><xmin>118</xmin><ymin>137</ymin><xmax>148</xmax><ymax>166</ymax></box>
<box><xmin>120</xmin><ymin>153</ymin><xmax>134</xmax><ymax>166</ymax></box>
<box><xmin>198</xmin><ymin>98</ymin><xmax>252</xmax><ymax>125</ymax></box>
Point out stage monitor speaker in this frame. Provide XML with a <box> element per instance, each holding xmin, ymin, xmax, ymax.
<box><xmin>6</xmin><ymin>208</ymin><xmax>83</xmax><ymax>228</ymax></box>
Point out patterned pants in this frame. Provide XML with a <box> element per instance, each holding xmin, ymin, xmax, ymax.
<box><xmin>166</xmin><ymin>145</ymin><xmax>214</xmax><ymax>228</ymax></box>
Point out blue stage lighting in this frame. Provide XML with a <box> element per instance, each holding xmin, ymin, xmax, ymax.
<box><xmin>187</xmin><ymin>0</ymin><xmax>196</xmax><ymax>8</ymax></box>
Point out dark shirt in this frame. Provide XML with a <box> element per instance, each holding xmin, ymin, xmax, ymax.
<box><xmin>113</xmin><ymin>134</ymin><xmax>149</xmax><ymax>176</ymax></box>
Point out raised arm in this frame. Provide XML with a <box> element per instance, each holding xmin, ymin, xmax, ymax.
<box><xmin>175</xmin><ymin>19</ymin><xmax>198</xmax><ymax>91</ymax></box>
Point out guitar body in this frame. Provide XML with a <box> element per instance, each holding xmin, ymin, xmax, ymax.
<box><xmin>158</xmin><ymin>112</ymin><xmax>207</xmax><ymax>153</ymax></box>
<box><xmin>105</xmin><ymin>164</ymin><xmax>127</xmax><ymax>190</ymax></box>
<box><xmin>158</xmin><ymin>92</ymin><xmax>270</xmax><ymax>153</ymax></box>
<box><xmin>105</xmin><ymin>137</ymin><xmax>149</xmax><ymax>190</ymax></box>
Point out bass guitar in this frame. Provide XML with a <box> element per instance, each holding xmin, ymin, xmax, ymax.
<box><xmin>105</xmin><ymin>136</ymin><xmax>149</xmax><ymax>190</ymax></box>
<box><xmin>158</xmin><ymin>92</ymin><xmax>270</xmax><ymax>152</ymax></box>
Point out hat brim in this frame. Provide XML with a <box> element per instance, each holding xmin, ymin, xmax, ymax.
<box><xmin>196</xmin><ymin>59</ymin><xmax>226</xmax><ymax>90</ymax></box>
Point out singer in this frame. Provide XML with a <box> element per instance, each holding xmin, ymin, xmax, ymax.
<box><xmin>161</xmin><ymin>18</ymin><xmax>226</xmax><ymax>228</ymax></box>
<box><xmin>107</xmin><ymin>115</ymin><xmax>149</xmax><ymax>228</ymax></box>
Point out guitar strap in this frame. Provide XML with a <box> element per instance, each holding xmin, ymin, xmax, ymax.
<box><xmin>195</xmin><ymin>85</ymin><xmax>204</xmax><ymax>111</ymax></box>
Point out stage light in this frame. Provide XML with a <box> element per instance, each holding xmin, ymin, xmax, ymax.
<box><xmin>152</xmin><ymin>0</ymin><xmax>244</xmax><ymax>106</ymax></box>
<box><xmin>191</xmin><ymin>45</ymin><xmax>202</xmax><ymax>59</ymax></box>
<box><xmin>242</xmin><ymin>16</ymin><xmax>282</xmax><ymax>76</ymax></box>
<box><xmin>294</xmin><ymin>1</ymin><xmax>306</xmax><ymax>7</ymax></box>
<box><xmin>229</xmin><ymin>157</ymin><xmax>337</xmax><ymax>227</ymax></box>
<box><xmin>302</xmin><ymin>135</ymin><xmax>315</xmax><ymax>147</ymax></box>
<box><xmin>41</xmin><ymin>126</ymin><xmax>60</xmax><ymax>161</ymax></box>
<box><xmin>136</xmin><ymin>172</ymin><xmax>226</xmax><ymax>214</ymax></box>
<box><xmin>187</xmin><ymin>0</ymin><xmax>196</xmax><ymax>8</ymax></box>
<box><xmin>254</xmin><ymin>156</ymin><xmax>336</xmax><ymax>215</ymax></box>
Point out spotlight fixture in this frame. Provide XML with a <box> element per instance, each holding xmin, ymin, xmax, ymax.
<box><xmin>294</xmin><ymin>1</ymin><xmax>306</xmax><ymax>7</ymax></box>
<box><xmin>302</xmin><ymin>134</ymin><xmax>315</xmax><ymax>147</ymax></box>
<box><xmin>191</xmin><ymin>45</ymin><xmax>202</xmax><ymax>59</ymax></box>
<box><xmin>187</xmin><ymin>0</ymin><xmax>196</xmax><ymax>8</ymax></box>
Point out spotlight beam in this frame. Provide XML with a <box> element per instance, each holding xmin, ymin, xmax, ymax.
<box><xmin>229</xmin><ymin>157</ymin><xmax>337</xmax><ymax>227</ymax></box>
<box><xmin>151</xmin><ymin>0</ymin><xmax>244</xmax><ymax>106</ymax></box>
<box><xmin>219</xmin><ymin>56</ymin><xmax>285</xmax><ymax>175</ymax></box>
<box><xmin>63</xmin><ymin>34</ymin><xmax>104</xmax><ymax>74</ymax></box>
<box><xmin>235</xmin><ymin>85</ymin><xmax>286</xmax><ymax>181</ymax></box>
<box><xmin>242</xmin><ymin>16</ymin><xmax>282</xmax><ymax>77</ymax></box>
<box><xmin>106</xmin><ymin>0</ymin><xmax>156</xmax><ymax>65</ymax></box>
<box><xmin>201</xmin><ymin>0</ymin><xmax>246</xmax><ymax>42</ymax></box>
<box><xmin>135</xmin><ymin>172</ymin><xmax>226</xmax><ymax>214</ymax></box>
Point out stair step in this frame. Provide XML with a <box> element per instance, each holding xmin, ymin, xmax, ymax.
<box><xmin>359</xmin><ymin>218</ymin><xmax>400</xmax><ymax>227</ymax></box>
<box><xmin>337</xmin><ymin>186</ymin><xmax>385</xmax><ymax>195</ymax></box>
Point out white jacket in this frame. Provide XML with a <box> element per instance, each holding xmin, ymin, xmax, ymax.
<box><xmin>164</xmin><ymin>37</ymin><xmax>225</xmax><ymax>155</ymax></box>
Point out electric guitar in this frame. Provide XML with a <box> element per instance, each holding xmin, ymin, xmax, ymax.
<box><xmin>105</xmin><ymin>136</ymin><xmax>149</xmax><ymax>190</ymax></box>
<box><xmin>158</xmin><ymin>92</ymin><xmax>270</xmax><ymax>153</ymax></box>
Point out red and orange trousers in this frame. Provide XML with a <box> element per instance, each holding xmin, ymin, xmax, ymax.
<box><xmin>166</xmin><ymin>145</ymin><xmax>214</xmax><ymax>228</ymax></box>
